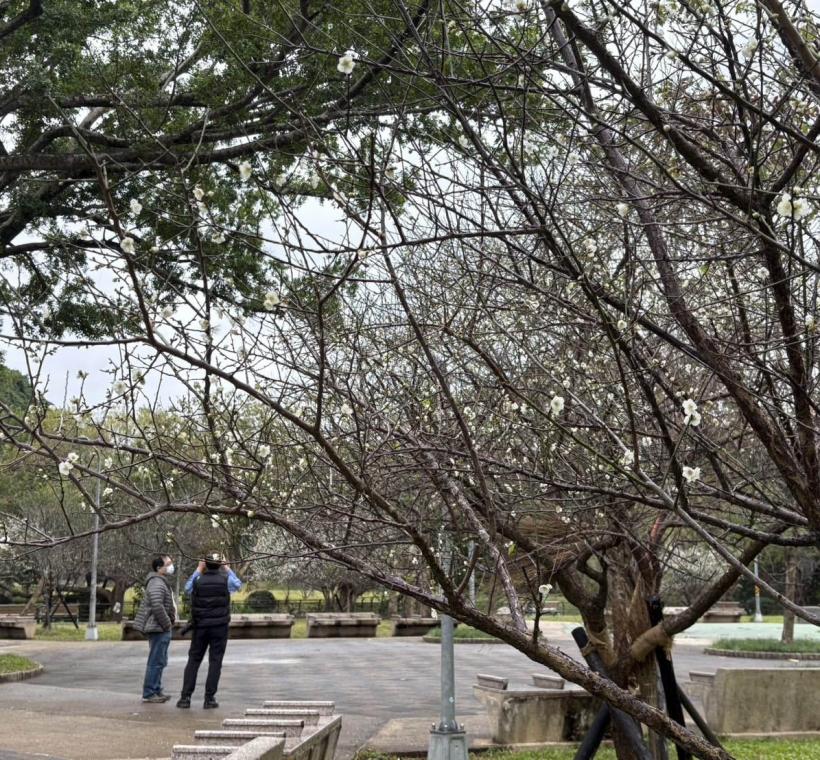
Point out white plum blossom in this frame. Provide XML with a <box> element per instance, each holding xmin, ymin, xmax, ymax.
<box><xmin>776</xmin><ymin>191</ymin><xmax>811</xmax><ymax>220</ymax></box>
<box><xmin>257</xmin><ymin>444</ymin><xmax>271</xmax><ymax>459</ymax></box>
<box><xmin>263</xmin><ymin>291</ymin><xmax>280</xmax><ymax>309</ymax></box>
<box><xmin>620</xmin><ymin>450</ymin><xmax>635</xmax><ymax>466</ymax></box>
<box><xmin>102</xmin><ymin>487</ymin><xmax>113</xmax><ymax>498</ymax></box>
<box><xmin>129</xmin><ymin>198</ymin><xmax>143</xmax><ymax>215</ymax></box>
<box><xmin>67</xmin><ymin>452</ymin><xmax>79</xmax><ymax>463</ymax></box>
<box><xmin>550</xmin><ymin>395</ymin><xmax>565</xmax><ymax>415</ymax></box>
<box><xmin>103</xmin><ymin>457</ymin><xmax>113</xmax><ymax>469</ymax></box>
<box><xmin>58</xmin><ymin>461</ymin><xmax>73</xmax><ymax>476</ymax></box>
<box><xmin>337</xmin><ymin>53</ymin><xmax>355</xmax><ymax>75</ymax></box>
<box><xmin>340</xmin><ymin>403</ymin><xmax>353</xmax><ymax>416</ymax></box>
<box><xmin>193</xmin><ymin>186</ymin><xmax>205</xmax><ymax>201</ymax></box>
<box><xmin>239</xmin><ymin>161</ymin><xmax>253</xmax><ymax>181</ymax></box>
<box><xmin>113</xmin><ymin>381</ymin><xmax>127</xmax><ymax>395</ymax></box>
<box><xmin>616</xmin><ymin>202</ymin><xmax>630</xmax><ymax>218</ymax></box>
<box><xmin>617</xmin><ymin>319</ymin><xmax>627</xmax><ymax>331</ymax></box>
<box><xmin>538</xmin><ymin>583</ymin><xmax>553</xmax><ymax>596</ymax></box>
<box><xmin>682</xmin><ymin>465</ymin><xmax>701</xmax><ymax>483</ymax></box>
<box><xmin>121</xmin><ymin>237</ymin><xmax>136</xmax><ymax>254</ymax></box>
<box><xmin>682</xmin><ymin>398</ymin><xmax>701</xmax><ymax>426</ymax></box>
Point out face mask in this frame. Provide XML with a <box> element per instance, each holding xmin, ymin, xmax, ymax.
<box><xmin>165</xmin><ymin>563</ymin><xmax>175</xmax><ymax>575</ymax></box>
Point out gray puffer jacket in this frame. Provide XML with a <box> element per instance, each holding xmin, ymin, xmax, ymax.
<box><xmin>134</xmin><ymin>572</ymin><xmax>176</xmax><ymax>634</ymax></box>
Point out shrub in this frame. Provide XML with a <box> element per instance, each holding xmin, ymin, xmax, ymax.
<box><xmin>246</xmin><ymin>589</ymin><xmax>277</xmax><ymax>612</ymax></box>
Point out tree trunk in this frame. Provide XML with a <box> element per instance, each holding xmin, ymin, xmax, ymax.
<box><xmin>781</xmin><ymin>551</ymin><xmax>798</xmax><ymax>644</ymax></box>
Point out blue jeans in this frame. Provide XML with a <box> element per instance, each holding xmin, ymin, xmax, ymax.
<box><xmin>142</xmin><ymin>630</ymin><xmax>172</xmax><ymax>698</ymax></box>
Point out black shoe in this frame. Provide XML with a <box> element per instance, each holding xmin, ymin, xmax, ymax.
<box><xmin>176</xmin><ymin>696</ymin><xmax>191</xmax><ymax>709</ymax></box>
<box><xmin>203</xmin><ymin>697</ymin><xmax>219</xmax><ymax>709</ymax></box>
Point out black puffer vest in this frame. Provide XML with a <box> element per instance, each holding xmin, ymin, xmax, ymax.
<box><xmin>191</xmin><ymin>569</ymin><xmax>230</xmax><ymax>628</ymax></box>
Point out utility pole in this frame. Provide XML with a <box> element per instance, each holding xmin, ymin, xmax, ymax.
<box><xmin>85</xmin><ymin>459</ymin><xmax>101</xmax><ymax>641</ymax></box>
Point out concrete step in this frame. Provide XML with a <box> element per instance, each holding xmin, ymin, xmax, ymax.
<box><xmin>261</xmin><ymin>700</ymin><xmax>335</xmax><ymax>716</ymax></box>
<box><xmin>245</xmin><ymin>709</ymin><xmax>320</xmax><ymax>724</ymax></box>
<box><xmin>172</xmin><ymin>745</ymin><xmax>234</xmax><ymax>760</ymax></box>
<box><xmin>222</xmin><ymin>718</ymin><xmax>304</xmax><ymax>737</ymax></box>
<box><xmin>194</xmin><ymin>730</ymin><xmax>286</xmax><ymax>747</ymax></box>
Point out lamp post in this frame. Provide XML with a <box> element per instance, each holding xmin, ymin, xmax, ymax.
<box><xmin>85</xmin><ymin>461</ymin><xmax>101</xmax><ymax>641</ymax></box>
<box><xmin>753</xmin><ymin>558</ymin><xmax>763</xmax><ymax>623</ymax></box>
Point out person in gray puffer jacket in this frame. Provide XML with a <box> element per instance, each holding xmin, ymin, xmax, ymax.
<box><xmin>135</xmin><ymin>555</ymin><xmax>177</xmax><ymax>703</ymax></box>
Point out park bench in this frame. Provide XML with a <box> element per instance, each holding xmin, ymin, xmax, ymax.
<box><xmin>797</xmin><ymin>605</ymin><xmax>820</xmax><ymax>623</ymax></box>
<box><xmin>687</xmin><ymin>668</ymin><xmax>820</xmax><ymax>734</ymax></box>
<box><xmin>306</xmin><ymin>612</ymin><xmax>379</xmax><ymax>638</ymax></box>
<box><xmin>532</xmin><ymin>673</ymin><xmax>565</xmax><ymax>690</ymax></box>
<box><xmin>122</xmin><ymin>614</ymin><xmax>295</xmax><ymax>641</ymax></box>
<box><xmin>0</xmin><ymin>614</ymin><xmax>36</xmax><ymax>639</ymax></box>
<box><xmin>227</xmin><ymin>614</ymin><xmax>295</xmax><ymax>639</ymax></box>
<box><xmin>391</xmin><ymin>615</ymin><xmax>440</xmax><ymax>636</ymax></box>
<box><xmin>474</xmin><ymin>672</ymin><xmax>599</xmax><ymax>743</ymax></box>
<box><xmin>172</xmin><ymin>700</ymin><xmax>341</xmax><ymax>760</ymax></box>
<box><xmin>540</xmin><ymin>603</ymin><xmax>562</xmax><ymax>616</ymax></box>
<box><xmin>700</xmin><ymin>600</ymin><xmax>744</xmax><ymax>623</ymax></box>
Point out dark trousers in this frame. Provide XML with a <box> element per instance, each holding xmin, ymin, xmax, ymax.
<box><xmin>181</xmin><ymin>623</ymin><xmax>229</xmax><ymax>699</ymax></box>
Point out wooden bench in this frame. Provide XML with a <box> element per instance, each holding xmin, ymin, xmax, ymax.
<box><xmin>306</xmin><ymin>612</ymin><xmax>380</xmax><ymax>638</ymax></box>
<box><xmin>391</xmin><ymin>616</ymin><xmax>440</xmax><ymax>637</ymax></box>
<box><xmin>0</xmin><ymin>614</ymin><xmax>36</xmax><ymax>639</ymax></box>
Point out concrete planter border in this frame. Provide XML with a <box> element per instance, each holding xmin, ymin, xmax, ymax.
<box><xmin>704</xmin><ymin>647</ymin><xmax>820</xmax><ymax>661</ymax></box>
<box><xmin>0</xmin><ymin>663</ymin><xmax>44</xmax><ymax>683</ymax></box>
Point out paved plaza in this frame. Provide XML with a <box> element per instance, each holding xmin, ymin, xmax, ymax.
<box><xmin>0</xmin><ymin>624</ymin><xmax>815</xmax><ymax>760</ymax></box>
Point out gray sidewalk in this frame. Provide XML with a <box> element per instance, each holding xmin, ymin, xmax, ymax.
<box><xmin>0</xmin><ymin>631</ymin><xmax>812</xmax><ymax>760</ymax></box>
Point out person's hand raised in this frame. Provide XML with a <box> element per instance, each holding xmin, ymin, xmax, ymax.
<box><xmin>197</xmin><ymin>560</ymin><xmax>206</xmax><ymax>573</ymax></box>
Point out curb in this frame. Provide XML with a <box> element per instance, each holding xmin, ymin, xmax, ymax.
<box><xmin>0</xmin><ymin>663</ymin><xmax>44</xmax><ymax>683</ymax></box>
<box><xmin>704</xmin><ymin>647</ymin><xmax>820</xmax><ymax>660</ymax></box>
<box><xmin>422</xmin><ymin>636</ymin><xmax>505</xmax><ymax>644</ymax></box>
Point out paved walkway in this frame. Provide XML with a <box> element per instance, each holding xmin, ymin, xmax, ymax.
<box><xmin>0</xmin><ymin>627</ymin><xmax>814</xmax><ymax>760</ymax></box>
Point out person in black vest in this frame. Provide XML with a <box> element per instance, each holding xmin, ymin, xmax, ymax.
<box><xmin>176</xmin><ymin>552</ymin><xmax>243</xmax><ymax>709</ymax></box>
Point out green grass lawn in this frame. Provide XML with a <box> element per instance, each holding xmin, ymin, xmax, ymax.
<box><xmin>35</xmin><ymin>622</ymin><xmax>122</xmax><ymax>641</ymax></box>
<box><xmin>360</xmin><ymin>739</ymin><xmax>820</xmax><ymax>760</ymax></box>
<box><xmin>0</xmin><ymin>653</ymin><xmax>39</xmax><ymax>675</ymax></box>
<box><xmin>713</xmin><ymin>637</ymin><xmax>820</xmax><ymax>653</ymax></box>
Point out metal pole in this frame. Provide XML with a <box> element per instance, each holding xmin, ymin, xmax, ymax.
<box><xmin>753</xmin><ymin>558</ymin><xmax>763</xmax><ymax>623</ymax></box>
<box><xmin>427</xmin><ymin>503</ymin><xmax>467</xmax><ymax>760</ymax></box>
<box><xmin>438</xmin><ymin>614</ymin><xmax>458</xmax><ymax>731</ymax></box>
<box><xmin>85</xmin><ymin>463</ymin><xmax>101</xmax><ymax>641</ymax></box>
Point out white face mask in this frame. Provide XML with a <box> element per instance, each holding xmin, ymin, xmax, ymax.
<box><xmin>165</xmin><ymin>563</ymin><xmax>175</xmax><ymax>576</ymax></box>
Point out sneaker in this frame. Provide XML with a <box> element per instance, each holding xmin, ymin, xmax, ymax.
<box><xmin>142</xmin><ymin>694</ymin><xmax>167</xmax><ymax>704</ymax></box>
<box><xmin>203</xmin><ymin>697</ymin><xmax>219</xmax><ymax>709</ymax></box>
<box><xmin>157</xmin><ymin>693</ymin><xmax>171</xmax><ymax>703</ymax></box>
<box><xmin>176</xmin><ymin>696</ymin><xmax>191</xmax><ymax>709</ymax></box>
